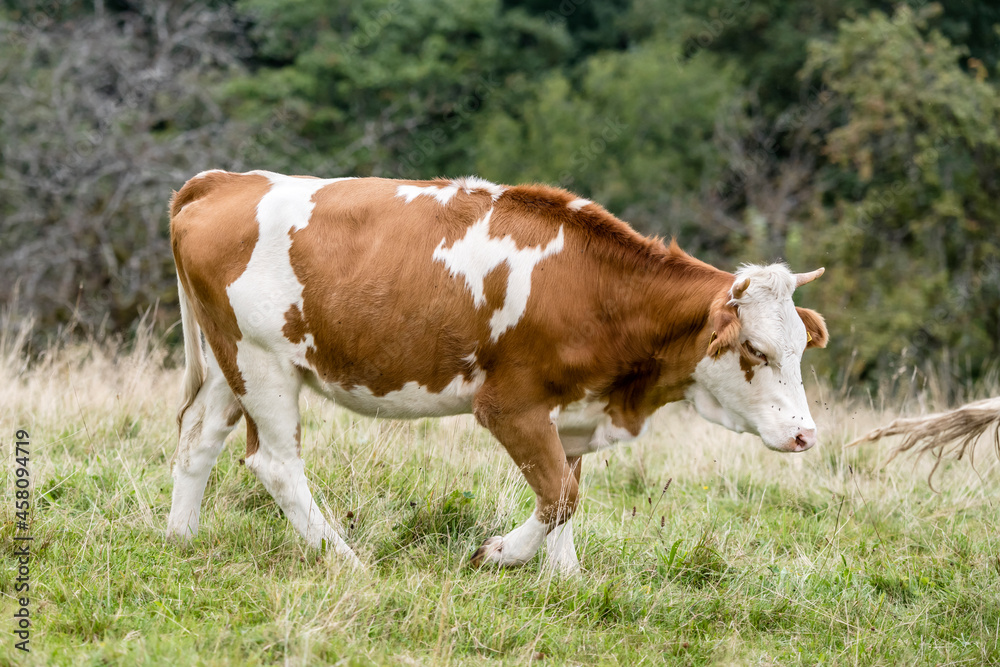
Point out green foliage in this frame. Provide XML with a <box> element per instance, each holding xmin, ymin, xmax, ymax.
<box><xmin>506</xmin><ymin>0</ymin><xmax>633</xmax><ymax>55</ymax></box>
<box><xmin>657</xmin><ymin>532</ymin><xmax>730</xmax><ymax>588</ymax></box>
<box><xmin>669</xmin><ymin>0</ymin><xmax>873</xmax><ymax>111</ymax></box>
<box><xmin>934</xmin><ymin>0</ymin><xmax>1000</xmax><ymax>73</ymax></box>
<box><xmin>0</xmin><ymin>1</ymin><xmax>250</xmax><ymax>334</ymax></box>
<box><xmin>474</xmin><ymin>38</ymin><xmax>739</xmax><ymax>237</ymax></box>
<box><xmin>798</xmin><ymin>4</ymin><xmax>1000</xmax><ymax>385</ymax></box>
<box><xmin>229</xmin><ymin>0</ymin><xmax>573</xmax><ymax>176</ymax></box>
<box><xmin>390</xmin><ymin>489</ymin><xmax>479</xmax><ymax>551</ymax></box>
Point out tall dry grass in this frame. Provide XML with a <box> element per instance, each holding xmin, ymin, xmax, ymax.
<box><xmin>3</xmin><ymin>311</ymin><xmax>999</xmax><ymax>665</ymax></box>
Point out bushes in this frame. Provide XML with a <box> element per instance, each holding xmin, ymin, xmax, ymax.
<box><xmin>798</xmin><ymin>5</ymin><xmax>1000</xmax><ymax>385</ymax></box>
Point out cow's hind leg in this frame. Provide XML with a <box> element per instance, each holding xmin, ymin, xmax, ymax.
<box><xmin>167</xmin><ymin>351</ymin><xmax>242</xmax><ymax>540</ymax></box>
<box><xmin>238</xmin><ymin>347</ymin><xmax>361</xmax><ymax>567</ymax></box>
<box><xmin>471</xmin><ymin>403</ymin><xmax>581</xmax><ymax>572</ymax></box>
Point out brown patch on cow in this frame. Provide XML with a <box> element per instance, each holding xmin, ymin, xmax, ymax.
<box><xmin>605</xmin><ymin>358</ymin><xmax>662</xmax><ymax>436</ymax></box>
<box><xmin>607</xmin><ymin>408</ymin><xmax>650</xmax><ymax>439</ymax></box>
<box><xmin>170</xmin><ymin>172</ymin><xmax>220</xmax><ymax>218</ymax></box>
<box><xmin>279</xmin><ymin>177</ymin><xmax>732</xmax><ymax>414</ymax></box>
<box><xmin>499</xmin><ymin>184</ymin><xmax>658</xmax><ymax>257</ymax></box>
<box><xmin>482</xmin><ymin>263</ymin><xmax>509</xmax><ymax>311</ymax></box>
<box><xmin>796</xmin><ymin>307</ymin><xmax>829</xmax><ymax>349</ymax></box>
<box><xmin>283</xmin><ymin>303</ymin><xmax>308</xmax><ymax>344</ymax></box>
<box><xmin>294</xmin><ymin>423</ymin><xmax>301</xmax><ymax>456</ymax></box>
<box><xmin>482</xmin><ymin>191</ymin><xmax>736</xmax><ymax>430</ymax></box>
<box><xmin>171</xmin><ymin>171</ymin><xmax>272</xmax><ymax>395</ymax></box>
<box><xmin>224</xmin><ymin>403</ymin><xmax>243</xmax><ymax>427</ymax></box>
<box><xmin>707</xmin><ymin>297</ymin><xmax>742</xmax><ymax>359</ymax></box>
<box><xmin>473</xmin><ymin>395</ymin><xmax>580</xmax><ymax>526</ymax></box>
<box><xmin>289</xmin><ymin>178</ymin><xmax>488</xmax><ymax>395</ymax></box>
<box><xmin>705</xmin><ymin>291</ymin><xmax>766</xmax><ymax>382</ymax></box>
<box><xmin>244</xmin><ymin>410</ymin><xmax>259</xmax><ymax>457</ymax></box>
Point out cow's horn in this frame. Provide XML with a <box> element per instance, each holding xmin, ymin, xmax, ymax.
<box><xmin>794</xmin><ymin>267</ymin><xmax>825</xmax><ymax>287</ymax></box>
<box><xmin>731</xmin><ymin>278</ymin><xmax>751</xmax><ymax>300</ymax></box>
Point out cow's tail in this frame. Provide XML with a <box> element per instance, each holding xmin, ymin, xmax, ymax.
<box><xmin>848</xmin><ymin>396</ymin><xmax>1000</xmax><ymax>478</ymax></box>
<box><xmin>176</xmin><ymin>276</ymin><xmax>206</xmax><ymax>433</ymax></box>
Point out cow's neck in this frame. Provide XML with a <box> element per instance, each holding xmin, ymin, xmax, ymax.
<box><xmin>599</xmin><ymin>248</ymin><xmax>731</xmax><ymax>433</ymax></box>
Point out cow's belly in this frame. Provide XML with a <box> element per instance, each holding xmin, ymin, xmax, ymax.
<box><xmin>306</xmin><ymin>373</ymin><xmax>482</xmax><ymax>419</ymax></box>
<box><xmin>553</xmin><ymin>398</ymin><xmax>649</xmax><ymax>457</ymax></box>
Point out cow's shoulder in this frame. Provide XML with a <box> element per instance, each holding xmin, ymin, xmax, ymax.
<box><xmin>495</xmin><ymin>183</ymin><xmax>668</xmax><ymax>269</ymax></box>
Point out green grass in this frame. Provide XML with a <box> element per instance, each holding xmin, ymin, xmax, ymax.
<box><xmin>2</xmin><ymin>332</ymin><xmax>1000</xmax><ymax>665</ymax></box>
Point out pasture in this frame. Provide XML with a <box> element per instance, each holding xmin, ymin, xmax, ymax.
<box><xmin>2</xmin><ymin>327</ymin><xmax>999</xmax><ymax>666</ymax></box>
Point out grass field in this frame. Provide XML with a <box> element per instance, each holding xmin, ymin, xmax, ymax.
<box><xmin>2</xmin><ymin>325</ymin><xmax>999</xmax><ymax>666</ymax></box>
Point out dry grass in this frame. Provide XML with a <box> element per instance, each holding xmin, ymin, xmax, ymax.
<box><xmin>2</xmin><ymin>323</ymin><xmax>999</xmax><ymax>665</ymax></box>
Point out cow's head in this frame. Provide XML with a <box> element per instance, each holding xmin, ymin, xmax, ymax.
<box><xmin>686</xmin><ymin>265</ymin><xmax>828</xmax><ymax>452</ymax></box>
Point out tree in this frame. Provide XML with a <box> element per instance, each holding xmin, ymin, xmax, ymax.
<box><xmin>798</xmin><ymin>4</ymin><xmax>1000</xmax><ymax>386</ymax></box>
<box><xmin>472</xmin><ymin>36</ymin><xmax>740</xmax><ymax>249</ymax></box>
<box><xmin>0</xmin><ymin>0</ymin><xmax>250</xmax><ymax>335</ymax></box>
<box><xmin>228</xmin><ymin>0</ymin><xmax>573</xmax><ymax>178</ymax></box>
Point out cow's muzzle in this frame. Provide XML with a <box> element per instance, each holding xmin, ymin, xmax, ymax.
<box><xmin>788</xmin><ymin>428</ymin><xmax>817</xmax><ymax>452</ymax></box>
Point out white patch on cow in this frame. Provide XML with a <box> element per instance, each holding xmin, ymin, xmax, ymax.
<box><xmin>554</xmin><ymin>396</ymin><xmax>648</xmax><ymax>456</ymax></box>
<box><xmin>451</xmin><ymin>176</ymin><xmax>506</xmax><ymax>200</ymax></box>
<box><xmin>593</xmin><ymin>419</ymin><xmax>649</xmax><ymax>448</ymax></box>
<box><xmin>192</xmin><ymin>168</ymin><xmax>228</xmax><ymax>180</ymax></box>
<box><xmin>396</xmin><ymin>183</ymin><xmax>460</xmax><ymax>205</ymax></box>
<box><xmin>685</xmin><ymin>383</ymin><xmax>746</xmax><ymax>433</ymax></box>
<box><xmin>167</xmin><ymin>348</ymin><xmax>240</xmax><ymax>540</ymax></box>
<box><xmin>553</xmin><ymin>395</ymin><xmax>604</xmax><ymax>432</ymax></box>
<box><xmin>433</xmin><ymin>209</ymin><xmax>565</xmax><ymax>341</ymax></box>
<box><xmin>234</xmin><ymin>336</ymin><xmax>362</xmax><ymax>567</ymax></box>
<box><xmin>244</xmin><ymin>443</ymin><xmax>361</xmax><ymax>567</ymax></box>
<box><xmin>312</xmin><ymin>371</ymin><xmax>485</xmax><ymax>419</ymax></box>
<box><xmin>545</xmin><ymin>519</ymin><xmax>580</xmax><ymax>573</ymax></box>
<box><xmin>478</xmin><ymin>514</ymin><xmax>549</xmax><ymax>566</ymax></box>
<box><xmin>567</xmin><ymin>198</ymin><xmax>591</xmax><ymax>211</ymax></box>
<box><xmin>227</xmin><ymin>172</ymin><xmax>354</xmax><ymax>367</ymax></box>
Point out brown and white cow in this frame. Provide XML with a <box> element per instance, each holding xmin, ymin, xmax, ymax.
<box><xmin>166</xmin><ymin>170</ymin><xmax>828</xmax><ymax>572</ymax></box>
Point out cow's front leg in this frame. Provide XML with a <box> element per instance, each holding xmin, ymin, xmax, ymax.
<box><xmin>471</xmin><ymin>402</ymin><xmax>580</xmax><ymax>571</ymax></box>
<box><xmin>544</xmin><ymin>455</ymin><xmax>582</xmax><ymax>573</ymax></box>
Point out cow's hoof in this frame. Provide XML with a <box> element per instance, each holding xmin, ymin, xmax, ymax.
<box><xmin>164</xmin><ymin>527</ymin><xmax>195</xmax><ymax>543</ymax></box>
<box><xmin>544</xmin><ymin>559</ymin><xmax>582</xmax><ymax>576</ymax></box>
<box><xmin>470</xmin><ymin>536</ymin><xmax>503</xmax><ymax>568</ymax></box>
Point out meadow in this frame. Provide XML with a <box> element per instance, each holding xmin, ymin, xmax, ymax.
<box><xmin>2</xmin><ymin>323</ymin><xmax>999</xmax><ymax>666</ymax></box>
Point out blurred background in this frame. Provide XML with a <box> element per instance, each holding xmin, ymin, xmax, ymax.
<box><xmin>1</xmin><ymin>0</ymin><xmax>999</xmax><ymax>393</ymax></box>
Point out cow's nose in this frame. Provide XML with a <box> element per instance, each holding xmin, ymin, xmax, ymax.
<box><xmin>793</xmin><ymin>428</ymin><xmax>817</xmax><ymax>452</ymax></box>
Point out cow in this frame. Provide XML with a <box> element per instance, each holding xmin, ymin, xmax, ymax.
<box><xmin>166</xmin><ymin>170</ymin><xmax>829</xmax><ymax>572</ymax></box>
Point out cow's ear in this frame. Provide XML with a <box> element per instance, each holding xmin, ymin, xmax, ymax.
<box><xmin>707</xmin><ymin>299</ymin><xmax>741</xmax><ymax>359</ymax></box>
<box><xmin>796</xmin><ymin>307</ymin><xmax>828</xmax><ymax>349</ymax></box>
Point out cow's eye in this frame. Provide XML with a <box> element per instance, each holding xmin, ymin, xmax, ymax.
<box><xmin>745</xmin><ymin>343</ymin><xmax>768</xmax><ymax>364</ymax></box>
